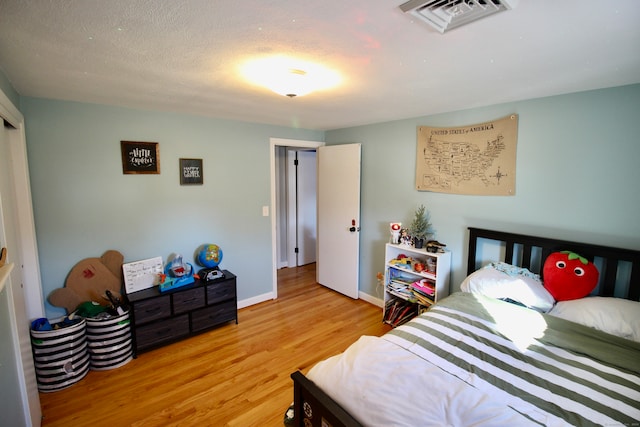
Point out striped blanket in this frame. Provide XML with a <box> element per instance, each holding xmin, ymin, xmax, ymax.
<box><xmin>307</xmin><ymin>292</ymin><xmax>640</xmax><ymax>426</ymax></box>
<box><xmin>387</xmin><ymin>293</ymin><xmax>640</xmax><ymax>426</ymax></box>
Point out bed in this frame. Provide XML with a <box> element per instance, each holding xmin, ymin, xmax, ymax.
<box><xmin>289</xmin><ymin>227</ymin><xmax>640</xmax><ymax>426</ymax></box>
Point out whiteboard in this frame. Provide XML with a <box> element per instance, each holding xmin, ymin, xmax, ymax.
<box><xmin>123</xmin><ymin>256</ymin><xmax>164</xmax><ymax>294</ymax></box>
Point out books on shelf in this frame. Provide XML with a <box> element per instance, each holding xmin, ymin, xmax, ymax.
<box><xmin>411</xmin><ymin>292</ymin><xmax>435</xmax><ymax>307</ymax></box>
<box><xmin>387</xmin><ymin>277</ymin><xmax>435</xmax><ymax>302</ymax></box>
<box><xmin>386</xmin><ymin>286</ymin><xmax>413</xmax><ymax>301</ymax></box>
<box><xmin>410</xmin><ymin>279</ymin><xmax>435</xmax><ymax>296</ymax></box>
<box><xmin>384</xmin><ymin>298</ymin><xmax>417</xmax><ymax>327</ymax></box>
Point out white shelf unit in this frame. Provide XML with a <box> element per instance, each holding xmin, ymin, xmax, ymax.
<box><xmin>383</xmin><ymin>243</ymin><xmax>451</xmax><ymax>327</ymax></box>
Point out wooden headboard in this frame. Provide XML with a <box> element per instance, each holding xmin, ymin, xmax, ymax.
<box><xmin>466</xmin><ymin>227</ymin><xmax>640</xmax><ymax>301</ymax></box>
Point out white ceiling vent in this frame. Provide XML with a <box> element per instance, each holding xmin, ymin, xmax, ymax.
<box><xmin>399</xmin><ymin>0</ymin><xmax>519</xmax><ymax>33</ymax></box>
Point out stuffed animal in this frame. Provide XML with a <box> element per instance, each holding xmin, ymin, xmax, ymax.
<box><xmin>543</xmin><ymin>250</ymin><xmax>599</xmax><ymax>301</ymax></box>
<box><xmin>49</xmin><ymin>250</ymin><xmax>124</xmax><ymax>313</ymax></box>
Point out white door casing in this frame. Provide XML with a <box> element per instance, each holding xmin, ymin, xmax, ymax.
<box><xmin>270</xmin><ymin>138</ymin><xmax>324</xmax><ymax>299</ymax></box>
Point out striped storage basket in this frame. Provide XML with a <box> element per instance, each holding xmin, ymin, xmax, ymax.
<box><xmin>31</xmin><ymin>318</ymin><xmax>90</xmax><ymax>392</ymax></box>
<box><xmin>85</xmin><ymin>310</ymin><xmax>133</xmax><ymax>370</ymax></box>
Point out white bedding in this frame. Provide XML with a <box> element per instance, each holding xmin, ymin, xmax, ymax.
<box><xmin>305</xmin><ymin>293</ymin><xmax>640</xmax><ymax>426</ymax></box>
<box><xmin>307</xmin><ymin>335</ymin><xmax>544</xmax><ymax>426</ymax></box>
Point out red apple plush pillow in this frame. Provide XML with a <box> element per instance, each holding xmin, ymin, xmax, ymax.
<box><xmin>543</xmin><ymin>251</ymin><xmax>599</xmax><ymax>301</ymax></box>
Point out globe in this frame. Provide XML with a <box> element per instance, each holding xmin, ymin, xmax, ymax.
<box><xmin>198</xmin><ymin>244</ymin><xmax>223</xmax><ymax>268</ymax></box>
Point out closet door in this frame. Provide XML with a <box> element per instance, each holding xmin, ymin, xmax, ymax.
<box><xmin>0</xmin><ymin>270</ymin><xmax>26</xmax><ymax>427</ymax></box>
<box><xmin>0</xmin><ymin>113</ymin><xmax>42</xmax><ymax>426</ymax></box>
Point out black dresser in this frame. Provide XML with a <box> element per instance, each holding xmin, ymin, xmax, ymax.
<box><xmin>127</xmin><ymin>270</ymin><xmax>237</xmax><ymax>355</ymax></box>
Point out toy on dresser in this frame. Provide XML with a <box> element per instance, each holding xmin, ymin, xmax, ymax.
<box><xmin>196</xmin><ymin>243</ymin><xmax>226</xmax><ymax>283</ymax></box>
<box><xmin>158</xmin><ymin>254</ymin><xmax>194</xmax><ymax>293</ymax></box>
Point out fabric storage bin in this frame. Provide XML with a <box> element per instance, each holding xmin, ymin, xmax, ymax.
<box><xmin>30</xmin><ymin>317</ymin><xmax>90</xmax><ymax>392</ymax></box>
<box><xmin>85</xmin><ymin>310</ymin><xmax>133</xmax><ymax>370</ymax></box>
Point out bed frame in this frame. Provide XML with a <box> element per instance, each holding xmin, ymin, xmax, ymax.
<box><xmin>290</xmin><ymin>227</ymin><xmax>640</xmax><ymax>426</ymax></box>
<box><xmin>467</xmin><ymin>227</ymin><xmax>640</xmax><ymax>301</ymax></box>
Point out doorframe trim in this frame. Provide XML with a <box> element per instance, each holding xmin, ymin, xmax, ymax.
<box><xmin>270</xmin><ymin>138</ymin><xmax>324</xmax><ymax>299</ymax></box>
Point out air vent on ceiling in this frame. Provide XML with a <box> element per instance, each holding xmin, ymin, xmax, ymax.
<box><xmin>399</xmin><ymin>0</ymin><xmax>519</xmax><ymax>33</ymax></box>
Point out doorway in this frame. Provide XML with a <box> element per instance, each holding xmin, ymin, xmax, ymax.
<box><xmin>270</xmin><ymin>139</ymin><xmax>362</xmax><ymax>300</ymax></box>
<box><xmin>270</xmin><ymin>138</ymin><xmax>324</xmax><ymax>298</ymax></box>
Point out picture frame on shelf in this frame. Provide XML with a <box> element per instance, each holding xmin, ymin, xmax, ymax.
<box><xmin>179</xmin><ymin>158</ymin><xmax>203</xmax><ymax>185</ymax></box>
<box><xmin>121</xmin><ymin>141</ymin><xmax>160</xmax><ymax>174</ymax></box>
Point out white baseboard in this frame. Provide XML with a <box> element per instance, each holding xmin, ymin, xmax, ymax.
<box><xmin>237</xmin><ymin>290</ymin><xmax>384</xmax><ymax>310</ymax></box>
<box><xmin>237</xmin><ymin>292</ymin><xmax>274</xmax><ymax>309</ymax></box>
<box><xmin>359</xmin><ymin>291</ymin><xmax>384</xmax><ymax>308</ymax></box>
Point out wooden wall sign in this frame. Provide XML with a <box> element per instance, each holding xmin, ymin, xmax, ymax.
<box><xmin>121</xmin><ymin>141</ymin><xmax>160</xmax><ymax>174</ymax></box>
<box><xmin>179</xmin><ymin>158</ymin><xmax>203</xmax><ymax>185</ymax></box>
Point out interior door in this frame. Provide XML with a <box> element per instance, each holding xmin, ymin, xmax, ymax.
<box><xmin>296</xmin><ymin>150</ymin><xmax>317</xmax><ymax>266</ymax></box>
<box><xmin>286</xmin><ymin>149</ymin><xmax>317</xmax><ymax>267</ymax></box>
<box><xmin>317</xmin><ymin>144</ymin><xmax>361</xmax><ymax>299</ymax></box>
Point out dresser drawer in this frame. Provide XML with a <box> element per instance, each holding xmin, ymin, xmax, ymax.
<box><xmin>173</xmin><ymin>287</ymin><xmax>205</xmax><ymax>314</ymax></box>
<box><xmin>191</xmin><ymin>302</ymin><xmax>236</xmax><ymax>332</ymax></box>
<box><xmin>134</xmin><ymin>315</ymin><xmax>189</xmax><ymax>350</ymax></box>
<box><xmin>206</xmin><ymin>281</ymin><xmax>236</xmax><ymax>304</ymax></box>
<box><xmin>133</xmin><ymin>295</ymin><xmax>171</xmax><ymax>324</ymax></box>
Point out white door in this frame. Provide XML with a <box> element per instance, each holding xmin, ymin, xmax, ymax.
<box><xmin>0</xmin><ymin>117</ymin><xmax>41</xmax><ymax>426</ymax></box>
<box><xmin>317</xmin><ymin>144</ymin><xmax>361</xmax><ymax>299</ymax></box>
<box><xmin>296</xmin><ymin>150</ymin><xmax>317</xmax><ymax>266</ymax></box>
<box><xmin>286</xmin><ymin>149</ymin><xmax>317</xmax><ymax>267</ymax></box>
<box><xmin>286</xmin><ymin>150</ymin><xmax>297</xmax><ymax>267</ymax></box>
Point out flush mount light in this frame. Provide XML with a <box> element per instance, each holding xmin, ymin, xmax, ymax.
<box><xmin>241</xmin><ymin>57</ymin><xmax>341</xmax><ymax>98</ymax></box>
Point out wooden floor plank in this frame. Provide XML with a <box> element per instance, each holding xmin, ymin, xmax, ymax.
<box><xmin>38</xmin><ymin>264</ymin><xmax>390</xmax><ymax>426</ymax></box>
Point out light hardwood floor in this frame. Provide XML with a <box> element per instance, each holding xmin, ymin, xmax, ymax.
<box><xmin>38</xmin><ymin>264</ymin><xmax>391</xmax><ymax>426</ymax></box>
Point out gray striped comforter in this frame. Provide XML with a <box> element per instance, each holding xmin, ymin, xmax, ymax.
<box><xmin>386</xmin><ymin>293</ymin><xmax>640</xmax><ymax>426</ymax></box>
<box><xmin>307</xmin><ymin>292</ymin><xmax>640</xmax><ymax>426</ymax></box>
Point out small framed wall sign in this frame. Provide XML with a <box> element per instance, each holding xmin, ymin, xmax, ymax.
<box><xmin>121</xmin><ymin>141</ymin><xmax>160</xmax><ymax>174</ymax></box>
<box><xmin>180</xmin><ymin>158</ymin><xmax>203</xmax><ymax>185</ymax></box>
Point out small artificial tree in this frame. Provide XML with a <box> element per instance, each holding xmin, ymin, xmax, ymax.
<box><xmin>409</xmin><ymin>204</ymin><xmax>434</xmax><ymax>248</ymax></box>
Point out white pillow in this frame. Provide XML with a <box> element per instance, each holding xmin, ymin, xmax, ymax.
<box><xmin>548</xmin><ymin>297</ymin><xmax>640</xmax><ymax>342</ymax></box>
<box><xmin>461</xmin><ymin>265</ymin><xmax>555</xmax><ymax>312</ymax></box>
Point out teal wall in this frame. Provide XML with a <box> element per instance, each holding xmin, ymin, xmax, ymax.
<box><xmin>326</xmin><ymin>84</ymin><xmax>640</xmax><ymax>298</ymax></box>
<box><xmin>20</xmin><ymin>98</ymin><xmax>323</xmax><ymax>318</ymax></box>
<box><xmin>12</xmin><ymin>82</ymin><xmax>640</xmax><ymax>317</ymax></box>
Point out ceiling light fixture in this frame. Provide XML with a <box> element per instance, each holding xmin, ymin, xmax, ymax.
<box><xmin>241</xmin><ymin>57</ymin><xmax>341</xmax><ymax>98</ymax></box>
<box><xmin>400</xmin><ymin>0</ymin><xmax>519</xmax><ymax>33</ymax></box>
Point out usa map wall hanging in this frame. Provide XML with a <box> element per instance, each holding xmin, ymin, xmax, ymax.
<box><xmin>415</xmin><ymin>114</ymin><xmax>518</xmax><ymax>196</ymax></box>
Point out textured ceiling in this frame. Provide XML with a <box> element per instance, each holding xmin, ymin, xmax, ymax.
<box><xmin>1</xmin><ymin>0</ymin><xmax>639</xmax><ymax>130</ymax></box>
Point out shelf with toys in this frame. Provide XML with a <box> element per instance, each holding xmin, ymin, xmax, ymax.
<box><xmin>383</xmin><ymin>243</ymin><xmax>451</xmax><ymax>327</ymax></box>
